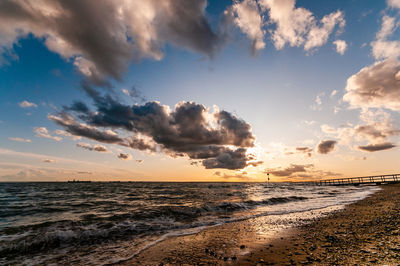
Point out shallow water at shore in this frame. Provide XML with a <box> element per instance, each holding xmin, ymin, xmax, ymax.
<box><xmin>0</xmin><ymin>182</ymin><xmax>380</xmax><ymax>265</ymax></box>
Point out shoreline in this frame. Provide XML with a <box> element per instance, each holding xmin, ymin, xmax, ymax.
<box><xmin>119</xmin><ymin>184</ymin><xmax>400</xmax><ymax>265</ymax></box>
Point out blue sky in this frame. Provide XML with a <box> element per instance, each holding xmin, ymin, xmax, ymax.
<box><xmin>0</xmin><ymin>0</ymin><xmax>399</xmax><ymax>181</ymax></box>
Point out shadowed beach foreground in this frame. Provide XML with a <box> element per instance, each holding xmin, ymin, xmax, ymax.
<box><xmin>120</xmin><ymin>184</ymin><xmax>400</xmax><ymax>265</ymax></box>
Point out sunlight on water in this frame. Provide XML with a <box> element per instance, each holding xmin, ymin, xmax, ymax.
<box><xmin>0</xmin><ymin>182</ymin><xmax>380</xmax><ymax>265</ymax></box>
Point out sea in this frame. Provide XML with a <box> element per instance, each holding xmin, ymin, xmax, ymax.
<box><xmin>0</xmin><ymin>182</ymin><xmax>380</xmax><ymax>265</ymax></box>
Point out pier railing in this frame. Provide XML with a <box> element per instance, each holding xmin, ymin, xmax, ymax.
<box><xmin>311</xmin><ymin>173</ymin><xmax>400</xmax><ymax>186</ymax></box>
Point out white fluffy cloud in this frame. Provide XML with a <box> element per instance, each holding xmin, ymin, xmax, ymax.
<box><xmin>225</xmin><ymin>0</ymin><xmax>346</xmax><ymax>53</ymax></box>
<box><xmin>342</xmin><ymin>0</ymin><xmax>400</xmax><ymax>128</ymax></box>
<box><xmin>343</xmin><ymin>58</ymin><xmax>400</xmax><ymax>110</ymax></box>
<box><xmin>227</xmin><ymin>0</ymin><xmax>266</xmax><ymax>53</ymax></box>
<box><xmin>9</xmin><ymin>137</ymin><xmax>31</xmax><ymax>143</ymax></box>
<box><xmin>259</xmin><ymin>0</ymin><xmax>345</xmax><ymax>52</ymax></box>
<box><xmin>387</xmin><ymin>0</ymin><xmax>400</xmax><ymax>10</ymax></box>
<box><xmin>333</xmin><ymin>39</ymin><xmax>347</xmax><ymax>55</ymax></box>
<box><xmin>371</xmin><ymin>15</ymin><xmax>400</xmax><ymax>60</ymax></box>
<box><xmin>34</xmin><ymin>127</ymin><xmax>62</xmax><ymax>141</ymax></box>
<box><xmin>19</xmin><ymin>101</ymin><xmax>37</xmax><ymax>108</ymax></box>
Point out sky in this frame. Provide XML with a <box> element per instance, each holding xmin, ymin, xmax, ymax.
<box><xmin>0</xmin><ymin>0</ymin><xmax>400</xmax><ymax>182</ymax></box>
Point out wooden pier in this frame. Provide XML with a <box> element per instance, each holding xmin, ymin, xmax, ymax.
<box><xmin>311</xmin><ymin>174</ymin><xmax>400</xmax><ymax>186</ymax></box>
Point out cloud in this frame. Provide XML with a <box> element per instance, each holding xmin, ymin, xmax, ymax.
<box><xmin>117</xmin><ymin>153</ymin><xmax>132</xmax><ymax>160</ymax></box>
<box><xmin>42</xmin><ymin>159</ymin><xmax>55</xmax><ymax>163</ymax></box>
<box><xmin>54</xmin><ymin>129</ymin><xmax>81</xmax><ymax>140</ymax></box>
<box><xmin>266</xmin><ymin>164</ymin><xmax>313</xmax><ymax>177</ymax></box>
<box><xmin>283</xmin><ymin>146</ymin><xmax>313</xmax><ymax>157</ymax></box>
<box><xmin>358</xmin><ymin>142</ymin><xmax>396</xmax><ymax>152</ymax></box>
<box><xmin>321</xmin><ymin>124</ymin><xmax>343</xmax><ymax>135</ymax></box>
<box><xmin>0</xmin><ymin>147</ymin><xmax>143</xmax><ymax>179</ymax></box>
<box><xmin>213</xmin><ymin>170</ymin><xmax>250</xmax><ymax>180</ymax></box>
<box><xmin>9</xmin><ymin>137</ymin><xmax>31</xmax><ymax>143</ymax></box>
<box><xmin>202</xmin><ymin>148</ymin><xmax>248</xmax><ymax>169</ymax></box>
<box><xmin>343</xmin><ymin>58</ymin><xmax>400</xmax><ymax>110</ymax></box>
<box><xmin>76</xmin><ymin>142</ymin><xmax>108</xmax><ymax>152</ymax></box>
<box><xmin>259</xmin><ymin>0</ymin><xmax>345</xmax><ymax>52</ymax></box>
<box><xmin>315</xmin><ymin>92</ymin><xmax>324</xmax><ymax>105</ymax></box>
<box><xmin>19</xmin><ymin>100</ymin><xmax>37</xmax><ymax>108</ymax></box>
<box><xmin>310</xmin><ymin>92</ymin><xmax>325</xmax><ymax>110</ymax></box>
<box><xmin>49</xmin><ymin>113</ymin><xmax>123</xmax><ymax>143</ymax></box>
<box><xmin>122</xmin><ymin>86</ymin><xmax>146</xmax><ymax>103</ymax></box>
<box><xmin>0</xmin><ymin>0</ymin><xmax>221</xmax><ymax>84</ymax></box>
<box><xmin>77</xmin><ymin>171</ymin><xmax>92</xmax><ymax>175</ymax></box>
<box><xmin>223</xmin><ymin>0</ymin><xmax>346</xmax><ymax>54</ymax></box>
<box><xmin>295</xmin><ymin>147</ymin><xmax>313</xmax><ymax>157</ymax></box>
<box><xmin>265</xmin><ymin>164</ymin><xmax>341</xmax><ymax>180</ymax></box>
<box><xmin>76</xmin><ymin>142</ymin><xmax>91</xmax><ymax>150</ymax></box>
<box><xmin>317</xmin><ymin>140</ymin><xmax>337</xmax><ymax>154</ymax></box>
<box><xmin>333</xmin><ymin>39</ymin><xmax>347</xmax><ymax>55</ymax></box>
<box><xmin>0</xmin><ymin>169</ymin><xmax>45</xmax><ymax>181</ymax></box>
<box><xmin>388</xmin><ymin>0</ymin><xmax>400</xmax><ymax>9</ymax></box>
<box><xmin>49</xmin><ymin>86</ymin><xmax>258</xmax><ymax>170</ymax></box>
<box><xmin>343</xmin><ymin>2</ymin><xmax>400</xmax><ymax>112</ymax></box>
<box><xmin>371</xmin><ymin>15</ymin><xmax>400</xmax><ymax>60</ymax></box>
<box><xmin>92</xmin><ymin>145</ymin><xmax>107</xmax><ymax>152</ymax></box>
<box><xmin>355</xmin><ymin>124</ymin><xmax>400</xmax><ymax>142</ymax></box>
<box><xmin>357</xmin><ymin>109</ymin><xmax>400</xmax><ymax>140</ymax></box>
<box><xmin>34</xmin><ymin>127</ymin><xmax>62</xmax><ymax>141</ymax></box>
<box><xmin>303</xmin><ymin>120</ymin><xmax>316</xmax><ymax>126</ymax></box>
<box><xmin>226</xmin><ymin>0</ymin><xmax>266</xmax><ymax>53</ymax></box>
<box><xmin>0</xmin><ymin>0</ymin><xmax>347</xmax><ymax>86</ymax></box>
<box><xmin>321</xmin><ymin>109</ymin><xmax>400</xmax><ymax>150</ymax></box>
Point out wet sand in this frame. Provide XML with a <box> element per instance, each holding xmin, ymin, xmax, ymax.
<box><xmin>119</xmin><ymin>184</ymin><xmax>400</xmax><ymax>265</ymax></box>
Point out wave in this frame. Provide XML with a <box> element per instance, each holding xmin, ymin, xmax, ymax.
<box><xmin>0</xmin><ymin>182</ymin><xmax>380</xmax><ymax>265</ymax></box>
<box><xmin>0</xmin><ymin>195</ymin><xmax>308</xmax><ymax>259</ymax></box>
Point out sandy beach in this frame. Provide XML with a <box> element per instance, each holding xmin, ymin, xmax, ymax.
<box><xmin>119</xmin><ymin>183</ymin><xmax>400</xmax><ymax>265</ymax></box>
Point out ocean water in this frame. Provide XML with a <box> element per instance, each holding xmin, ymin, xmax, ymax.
<box><xmin>0</xmin><ymin>182</ymin><xmax>380</xmax><ymax>265</ymax></box>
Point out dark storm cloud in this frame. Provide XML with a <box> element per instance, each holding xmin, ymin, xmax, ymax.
<box><xmin>50</xmin><ymin>86</ymin><xmax>257</xmax><ymax>170</ymax></box>
<box><xmin>48</xmin><ymin>113</ymin><xmax>123</xmax><ymax>144</ymax></box>
<box><xmin>317</xmin><ymin>140</ymin><xmax>337</xmax><ymax>154</ymax></box>
<box><xmin>215</xmin><ymin>111</ymin><xmax>255</xmax><ymax>147</ymax></box>
<box><xmin>66</xmin><ymin>101</ymin><xmax>90</xmax><ymax>113</ymax></box>
<box><xmin>358</xmin><ymin>142</ymin><xmax>396</xmax><ymax>152</ymax></box>
<box><xmin>124</xmin><ymin>137</ymin><xmax>156</xmax><ymax>152</ymax></box>
<box><xmin>0</xmin><ymin>0</ymin><xmax>222</xmax><ymax>84</ymax></box>
<box><xmin>202</xmin><ymin>148</ymin><xmax>248</xmax><ymax>170</ymax></box>
<box><xmin>159</xmin><ymin>0</ymin><xmax>220</xmax><ymax>56</ymax></box>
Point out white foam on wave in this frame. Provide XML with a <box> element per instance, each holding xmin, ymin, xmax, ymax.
<box><xmin>1</xmin><ymin>183</ymin><xmax>381</xmax><ymax>266</ymax></box>
<box><xmin>107</xmin><ymin>185</ymin><xmax>381</xmax><ymax>265</ymax></box>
